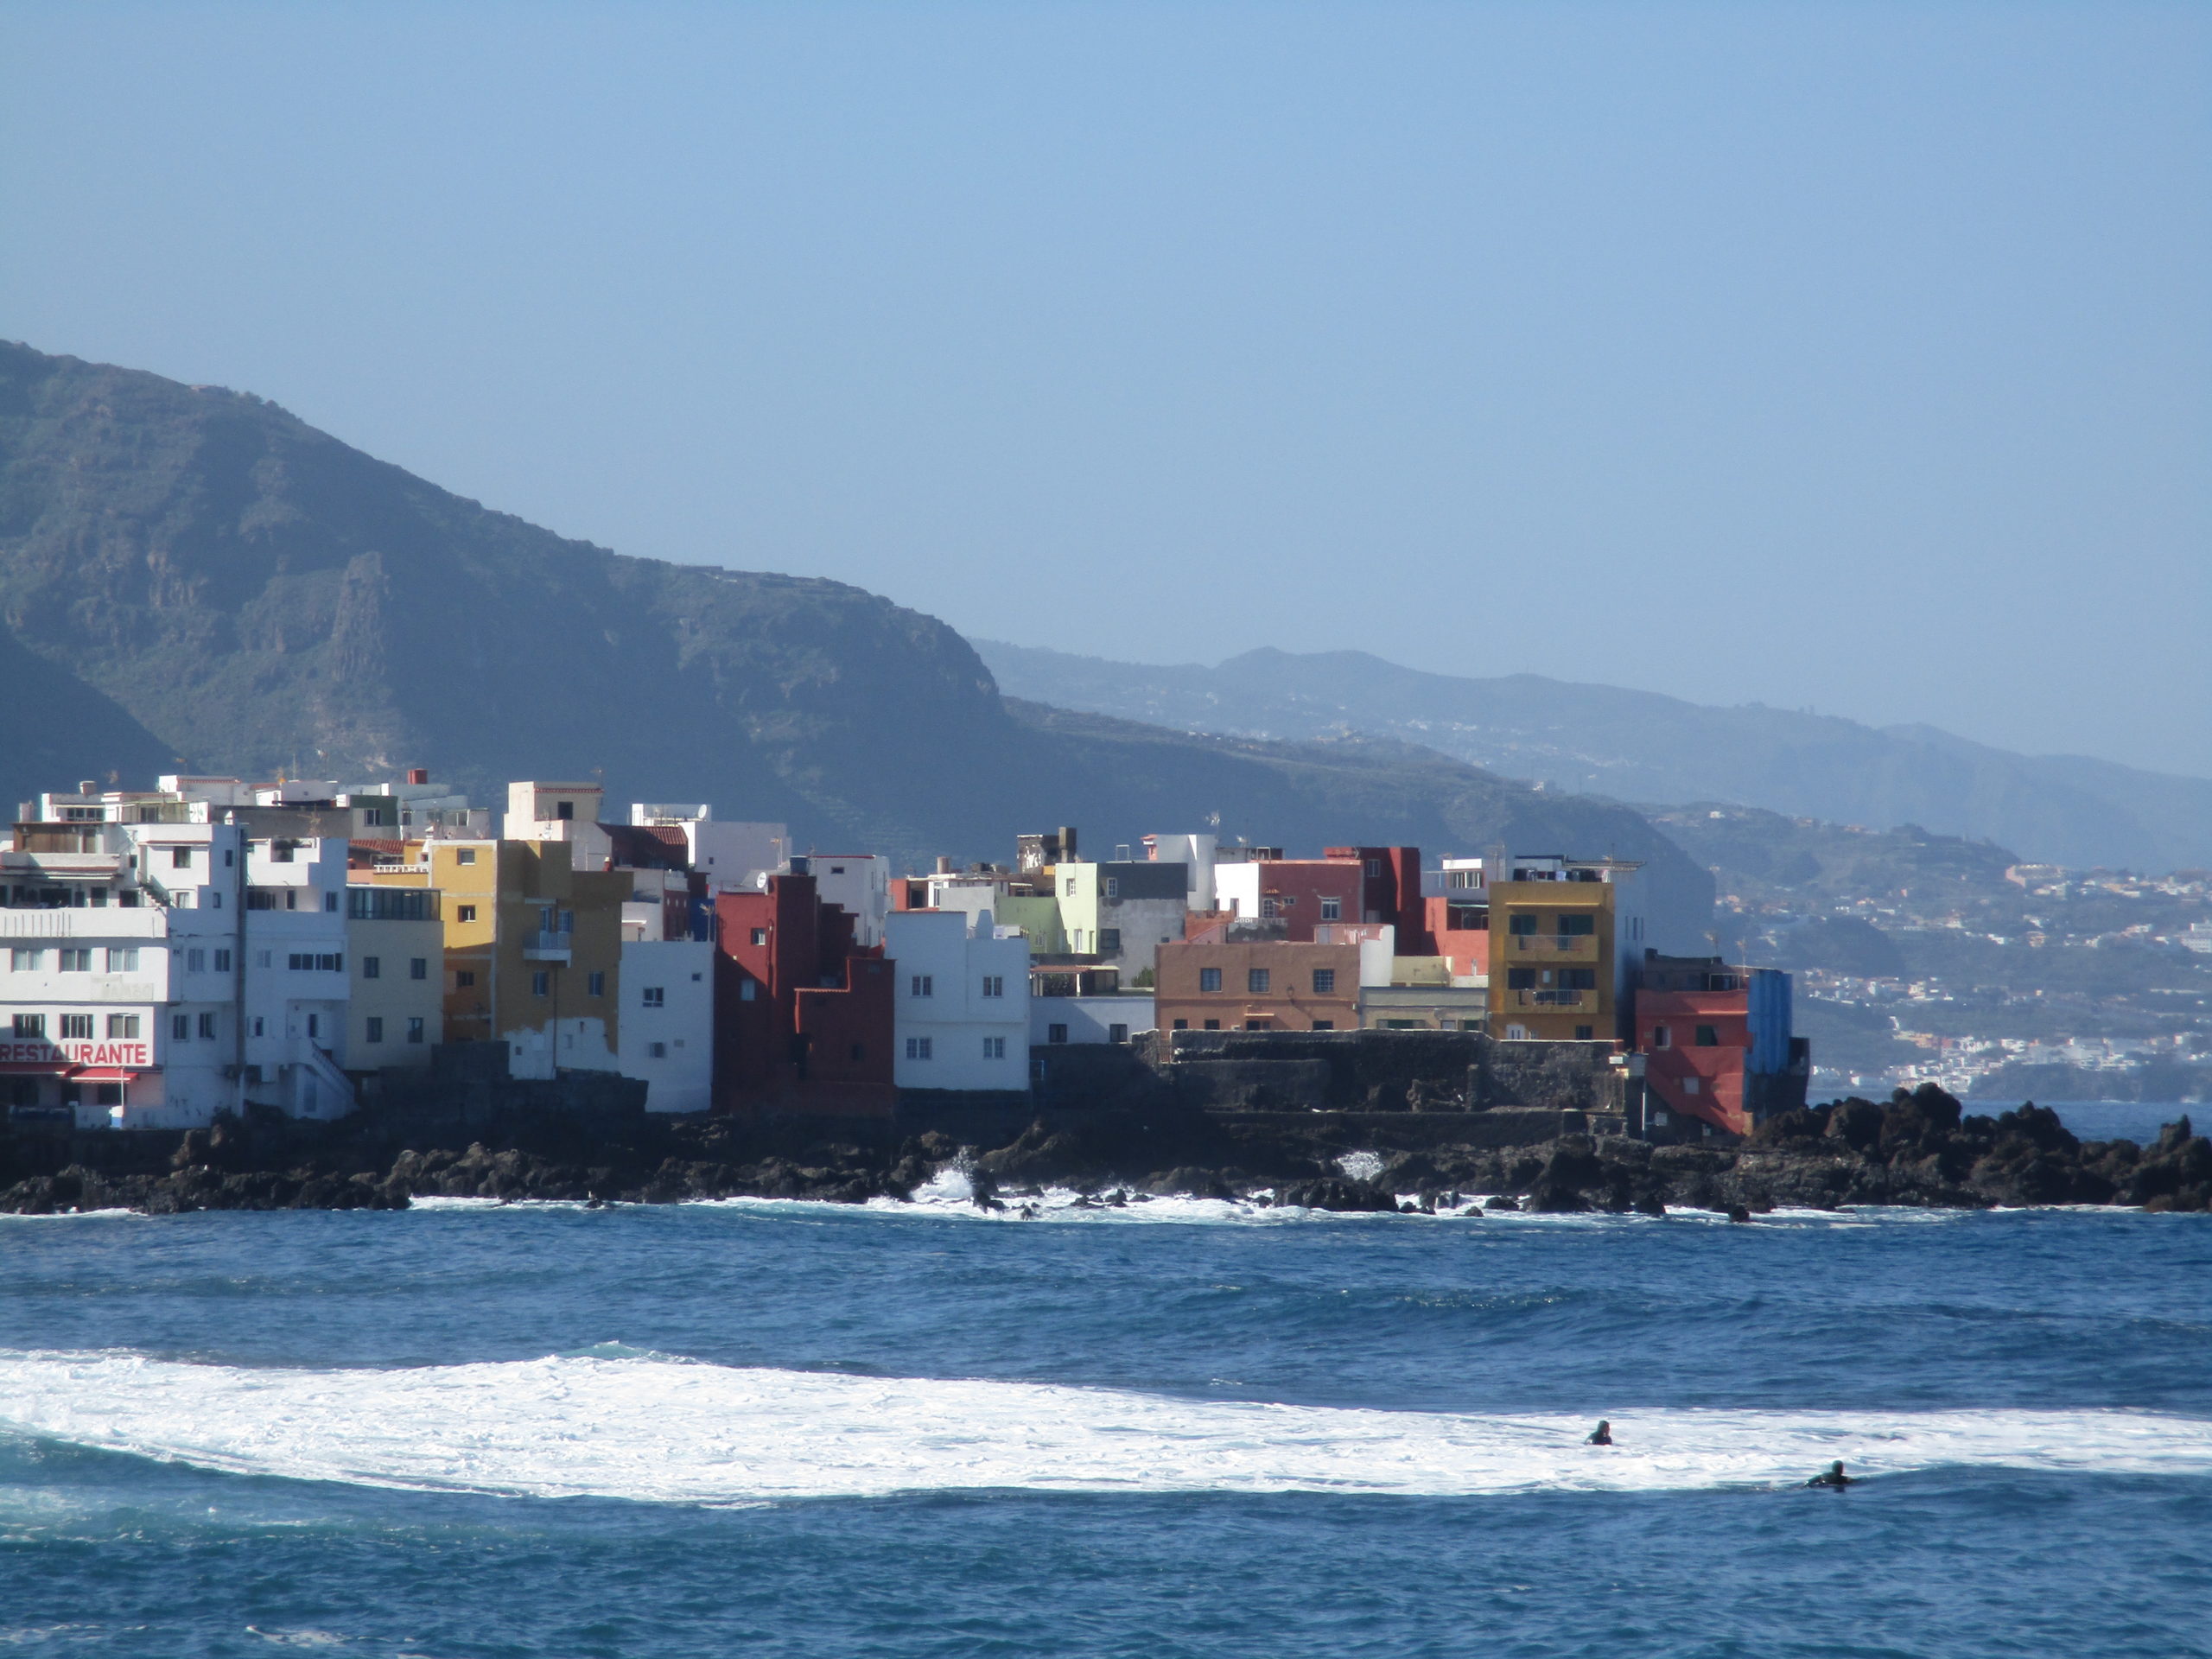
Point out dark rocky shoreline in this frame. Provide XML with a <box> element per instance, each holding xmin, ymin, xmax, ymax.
<box><xmin>3</xmin><ymin>1084</ymin><xmax>2206</xmax><ymax>1219</ymax></box>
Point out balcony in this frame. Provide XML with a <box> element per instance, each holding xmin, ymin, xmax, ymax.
<box><xmin>1507</xmin><ymin>932</ymin><xmax>1600</xmax><ymax>957</ymax></box>
<box><xmin>523</xmin><ymin>929</ymin><xmax>573</xmax><ymax>963</ymax></box>
<box><xmin>1507</xmin><ymin>988</ymin><xmax>1593</xmax><ymax>1010</ymax></box>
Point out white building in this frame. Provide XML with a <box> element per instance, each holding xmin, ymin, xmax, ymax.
<box><xmin>1031</xmin><ymin>991</ymin><xmax>1155</xmax><ymax>1048</ymax></box>
<box><xmin>799</xmin><ymin>854</ymin><xmax>890</xmax><ymax>949</ymax></box>
<box><xmin>2</xmin><ymin>781</ymin><xmax>357</xmax><ymax>1129</ymax></box>
<box><xmin>617</xmin><ymin>938</ymin><xmax>715</xmax><ymax>1113</ymax></box>
<box><xmin>887</xmin><ymin>908</ymin><xmax>1029</xmax><ymax>1093</ymax></box>
<box><xmin>1142</xmin><ymin>832</ymin><xmax>1218</xmax><ymax>912</ymax></box>
<box><xmin>631</xmin><ymin>804</ymin><xmax>786</xmax><ymax>893</ymax></box>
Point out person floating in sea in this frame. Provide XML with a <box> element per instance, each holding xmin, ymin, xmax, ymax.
<box><xmin>1585</xmin><ymin>1421</ymin><xmax>1612</xmax><ymax>1446</ymax></box>
<box><xmin>1805</xmin><ymin>1460</ymin><xmax>1853</xmax><ymax>1489</ymax></box>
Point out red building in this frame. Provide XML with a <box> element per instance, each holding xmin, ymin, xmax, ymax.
<box><xmin>1326</xmin><ymin>846</ymin><xmax>1433</xmax><ymax>955</ymax></box>
<box><xmin>1423</xmin><ymin>893</ymin><xmax>1490</xmax><ymax>982</ymax></box>
<box><xmin>713</xmin><ymin>874</ymin><xmax>895</xmax><ymax>1116</ymax></box>
<box><xmin>1630</xmin><ymin>956</ymin><xmax>1805</xmax><ymax>1140</ymax></box>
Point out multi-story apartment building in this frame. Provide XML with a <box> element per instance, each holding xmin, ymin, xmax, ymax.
<box><xmin>344</xmin><ymin>886</ymin><xmax>445</xmax><ymax>1077</ymax></box>
<box><xmin>1048</xmin><ymin>855</ymin><xmax>1188</xmax><ymax>976</ymax></box>
<box><xmin>2</xmin><ymin>779</ymin><xmax>358</xmax><ymax>1128</ymax></box>
<box><xmin>1484</xmin><ymin>855</ymin><xmax>1649</xmax><ymax>1043</ymax></box>
<box><xmin>1154</xmin><ymin>925</ymin><xmax>1387</xmax><ymax>1033</ymax></box>
<box><xmin>887</xmin><ymin>907</ymin><xmax>1030</xmax><ymax>1094</ymax></box>
<box><xmin>714</xmin><ymin>872</ymin><xmax>895</xmax><ymax>1116</ymax></box>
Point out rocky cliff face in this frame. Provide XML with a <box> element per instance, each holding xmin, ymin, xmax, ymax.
<box><xmin>0</xmin><ymin>341</ymin><xmax>1709</xmax><ymax>930</ymax></box>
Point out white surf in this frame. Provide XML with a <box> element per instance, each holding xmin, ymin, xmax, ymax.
<box><xmin>1</xmin><ymin>1351</ymin><xmax>2204</xmax><ymax>1503</ymax></box>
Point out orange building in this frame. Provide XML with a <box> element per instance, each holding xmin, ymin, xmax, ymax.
<box><xmin>1154</xmin><ymin>937</ymin><xmax>1362</xmax><ymax>1032</ymax></box>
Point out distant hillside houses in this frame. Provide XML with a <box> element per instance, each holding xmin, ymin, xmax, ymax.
<box><xmin>3</xmin><ymin>772</ymin><xmax>1809</xmax><ymax>1141</ymax></box>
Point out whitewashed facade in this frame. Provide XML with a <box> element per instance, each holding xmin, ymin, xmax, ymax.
<box><xmin>617</xmin><ymin>938</ymin><xmax>715</xmax><ymax>1112</ymax></box>
<box><xmin>887</xmin><ymin>909</ymin><xmax>1030</xmax><ymax>1092</ymax></box>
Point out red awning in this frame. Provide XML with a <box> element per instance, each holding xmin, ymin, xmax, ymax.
<box><xmin>73</xmin><ymin>1066</ymin><xmax>156</xmax><ymax>1082</ymax></box>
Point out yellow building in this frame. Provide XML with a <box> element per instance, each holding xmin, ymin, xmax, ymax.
<box><xmin>1485</xmin><ymin>860</ymin><xmax>1635</xmax><ymax>1043</ymax></box>
<box><xmin>365</xmin><ymin>837</ymin><xmax>628</xmax><ymax>1078</ymax></box>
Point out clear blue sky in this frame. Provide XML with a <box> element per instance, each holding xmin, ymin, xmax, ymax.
<box><xmin>3</xmin><ymin>2</ymin><xmax>2206</xmax><ymax>776</ymax></box>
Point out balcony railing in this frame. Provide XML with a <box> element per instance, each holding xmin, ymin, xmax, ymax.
<box><xmin>1507</xmin><ymin>988</ymin><xmax>1593</xmax><ymax>1009</ymax></box>
<box><xmin>1508</xmin><ymin>932</ymin><xmax>1599</xmax><ymax>956</ymax></box>
<box><xmin>523</xmin><ymin>929</ymin><xmax>574</xmax><ymax>962</ymax></box>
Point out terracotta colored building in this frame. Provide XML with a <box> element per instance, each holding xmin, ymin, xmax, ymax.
<box><xmin>1630</xmin><ymin>955</ymin><xmax>1804</xmax><ymax>1139</ymax></box>
<box><xmin>713</xmin><ymin>874</ymin><xmax>895</xmax><ymax>1116</ymax></box>
<box><xmin>1422</xmin><ymin>893</ymin><xmax>1490</xmax><ymax>982</ymax></box>
<box><xmin>1325</xmin><ymin>846</ymin><xmax>1433</xmax><ymax>954</ymax></box>
<box><xmin>1154</xmin><ymin>937</ymin><xmax>1363</xmax><ymax>1032</ymax></box>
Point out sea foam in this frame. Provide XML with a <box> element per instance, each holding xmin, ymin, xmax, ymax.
<box><xmin>1</xmin><ymin>1351</ymin><xmax>2205</xmax><ymax>1503</ymax></box>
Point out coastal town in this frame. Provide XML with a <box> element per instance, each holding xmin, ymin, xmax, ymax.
<box><xmin>0</xmin><ymin>769</ymin><xmax>1809</xmax><ymax>1143</ymax></box>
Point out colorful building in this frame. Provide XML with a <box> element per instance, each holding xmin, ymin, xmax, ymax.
<box><xmin>713</xmin><ymin>873</ymin><xmax>895</xmax><ymax>1116</ymax></box>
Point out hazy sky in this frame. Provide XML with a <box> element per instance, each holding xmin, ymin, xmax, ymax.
<box><xmin>3</xmin><ymin>3</ymin><xmax>2206</xmax><ymax>775</ymax></box>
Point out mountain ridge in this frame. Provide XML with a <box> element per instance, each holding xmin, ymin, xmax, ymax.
<box><xmin>974</xmin><ymin>639</ymin><xmax>2212</xmax><ymax>870</ymax></box>
<box><xmin>0</xmin><ymin>340</ymin><xmax>1715</xmax><ymax>948</ymax></box>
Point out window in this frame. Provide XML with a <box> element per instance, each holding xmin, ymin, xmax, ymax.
<box><xmin>7</xmin><ymin>1014</ymin><xmax>44</xmax><ymax>1041</ymax></box>
<box><xmin>1682</xmin><ymin>1077</ymin><xmax>1701</xmax><ymax>1095</ymax></box>
<box><xmin>256</xmin><ymin>951</ymin><xmax>271</xmax><ymax>968</ymax></box>
<box><xmin>363</xmin><ymin>957</ymin><xmax>382</xmax><ymax>980</ymax></box>
<box><xmin>1047</xmin><ymin>1024</ymin><xmax>1068</xmax><ymax>1045</ymax></box>
<box><xmin>1103</xmin><ymin>877</ymin><xmax>1119</xmax><ymax>899</ymax></box>
<box><xmin>60</xmin><ymin>1014</ymin><xmax>93</xmax><ymax>1039</ymax></box>
<box><xmin>269</xmin><ymin>842</ymin><xmax>295</xmax><ymax>863</ymax></box>
<box><xmin>642</xmin><ymin>987</ymin><xmax>664</xmax><ymax>1008</ymax></box>
<box><xmin>288</xmin><ymin>953</ymin><xmax>344</xmax><ymax>972</ymax></box>
<box><xmin>1260</xmin><ymin>897</ymin><xmax>1281</xmax><ymax>919</ymax></box>
<box><xmin>981</xmin><ymin>976</ymin><xmax>1003</xmax><ymax>998</ymax></box>
<box><xmin>830</xmin><ymin>866</ymin><xmax>844</xmax><ymax>875</ymax></box>
<box><xmin>59</xmin><ymin>949</ymin><xmax>91</xmax><ymax>973</ymax></box>
<box><xmin>1559</xmin><ymin>914</ymin><xmax>1595</xmax><ymax>936</ymax></box>
<box><xmin>532</xmin><ymin>971</ymin><xmax>550</xmax><ymax>996</ymax></box>
<box><xmin>905</xmin><ymin>1036</ymin><xmax>933</xmax><ymax>1060</ymax></box>
<box><xmin>1199</xmin><ymin>968</ymin><xmax>1222</xmax><ymax>993</ymax></box>
<box><xmin>1694</xmin><ymin>1025</ymin><xmax>1719</xmax><ymax>1047</ymax></box>
<box><xmin>1202</xmin><ymin>1019</ymin><xmax>1219</xmax><ymax>1030</ymax></box>
<box><xmin>1319</xmin><ymin>897</ymin><xmax>1340</xmax><ymax>921</ymax></box>
<box><xmin>1312</xmin><ymin>1020</ymin><xmax>1334</xmax><ymax>1031</ymax></box>
<box><xmin>1560</xmin><ymin>969</ymin><xmax>1597</xmax><ymax>991</ymax></box>
<box><xmin>167</xmin><ymin>1013</ymin><xmax>188</xmax><ymax>1041</ymax></box>
<box><xmin>750</xmin><ymin>928</ymin><xmax>768</xmax><ymax>946</ymax></box>
<box><xmin>456</xmin><ymin>848</ymin><xmax>477</xmax><ymax>866</ymax></box>
<box><xmin>1247</xmin><ymin>969</ymin><xmax>1270</xmax><ymax>995</ymax></box>
<box><xmin>455</xmin><ymin>970</ymin><xmax>476</xmax><ymax>988</ymax></box>
<box><xmin>456</xmin><ymin>905</ymin><xmax>477</xmax><ymax>923</ymax></box>
<box><xmin>911</xmin><ymin>975</ymin><xmax>933</xmax><ymax>998</ymax></box>
<box><xmin>555</xmin><ymin>800</ymin><xmax>574</xmax><ymax>821</ymax></box>
<box><xmin>213</xmin><ymin>950</ymin><xmax>231</xmax><ymax>972</ymax></box>
<box><xmin>1509</xmin><ymin>913</ymin><xmax>1537</xmax><ymax>936</ymax></box>
<box><xmin>94</xmin><ymin>1083</ymin><xmax>123</xmax><ymax>1108</ymax></box>
<box><xmin>649</xmin><ymin>1041</ymin><xmax>667</xmax><ymax>1059</ymax></box>
<box><xmin>252</xmin><ymin>1017</ymin><xmax>264</xmax><ymax>1037</ymax></box>
<box><xmin>199</xmin><ymin>1013</ymin><xmax>219</xmax><ymax>1040</ymax></box>
<box><xmin>106</xmin><ymin>1014</ymin><xmax>138</xmax><ymax>1039</ymax></box>
<box><xmin>1246</xmin><ymin>1019</ymin><xmax>1274</xmax><ymax>1031</ymax></box>
<box><xmin>105</xmin><ymin>948</ymin><xmax>138</xmax><ymax>972</ymax></box>
<box><xmin>850</xmin><ymin>1044</ymin><xmax>865</xmax><ymax>1061</ymax></box>
<box><xmin>185</xmin><ymin>948</ymin><xmax>205</xmax><ymax>973</ymax></box>
<box><xmin>1507</xmin><ymin>968</ymin><xmax>1537</xmax><ymax>989</ymax></box>
<box><xmin>1097</xmin><ymin>928</ymin><xmax>1121</xmax><ymax>955</ymax></box>
<box><xmin>1065</xmin><ymin>878</ymin><xmax>1076</xmax><ymax>897</ymax></box>
<box><xmin>1312</xmin><ymin>969</ymin><xmax>1336</xmax><ymax>995</ymax></box>
<box><xmin>1172</xmin><ymin>1019</ymin><xmax>1188</xmax><ymax>1030</ymax></box>
<box><xmin>1652</xmin><ymin>1026</ymin><xmax>1670</xmax><ymax>1048</ymax></box>
<box><xmin>406</xmin><ymin>1017</ymin><xmax>424</xmax><ymax>1045</ymax></box>
<box><xmin>365</xmin><ymin>1017</ymin><xmax>385</xmax><ymax>1044</ymax></box>
<box><xmin>1574</xmin><ymin>1025</ymin><xmax>1594</xmax><ymax>1041</ymax></box>
<box><xmin>1365</xmin><ymin>859</ymin><xmax>1382</xmax><ymax>877</ymax></box>
<box><xmin>588</xmin><ymin>971</ymin><xmax>605</xmax><ymax>997</ymax></box>
<box><xmin>170</xmin><ymin>848</ymin><xmax>193</xmax><ymax>870</ymax></box>
<box><xmin>410</xmin><ymin>957</ymin><xmax>427</xmax><ymax>981</ymax></box>
<box><xmin>740</xmin><ymin>979</ymin><xmax>758</xmax><ymax>1001</ymax></box>
<box><xmin>9</xmin><ymin>949</ymin><xmax>41</xmax><ymax>971</ymax></box>
<box><xmin>324</xmin><ymin>892</ymin><xmax>338</xmax><ymax>912</ymax></box>
<box><xmin>982</xmin><ymin>1035</ymin><xmax>1006</xmax><ymax>1059</ymax></box>
<box><xmin>1108</xmin><ymin>1023</ymin><xmax>1128</xmax><ymax>1044</ymax></box>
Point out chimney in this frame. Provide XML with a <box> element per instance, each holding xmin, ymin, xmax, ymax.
<box><xmin>1058</xmin><ymin>825</ymin><xmax>1077</xmax><ymax>860</ymax></box>
<box><xmin>406</xmin><ymin>768</ymin><xmax>429</xmax><ymax>785</ymax></box>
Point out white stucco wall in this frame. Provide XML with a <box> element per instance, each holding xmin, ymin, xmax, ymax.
<box><xmin>1031</xmin><ymin>993</ymin><xmax>1155</xmax><ymax>1047</ymax></box>
<box><xmin>618</xmin><ymin>938</ymin><xmax>715</xmax><ymax>1112</ymax></box>
<box><xmin>887</xmin><ymin>909</ymin><xmax>1030</xmax><ymax>1092</ymax></box>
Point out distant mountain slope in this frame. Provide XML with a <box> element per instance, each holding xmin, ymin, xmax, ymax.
<box><xmin>975</xmin><ymin>641</ymin><xmax>2212</xmax><ymax>871</ymax></box>
<box><xmin>0</xmin><ymin>342</ymin><xmax>1713</xmax><ymax>948</ymax></box>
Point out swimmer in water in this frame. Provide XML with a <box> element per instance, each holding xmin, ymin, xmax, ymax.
<box><xmin>1586</xmin><ymin>1420</ymin><xmax>1612</xmax><ymax>1446</ymax></box>
<box><xmin>1805</xmin><ymin>1460</ymin><xmax>1853</xmax><ymax>1489</ymax></box>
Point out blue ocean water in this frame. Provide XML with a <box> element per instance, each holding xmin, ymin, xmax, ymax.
<box><xmin>2</xmin><ymin>1188</ymin><xmax>2209</xmax><ymax>1657</ymax></box>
